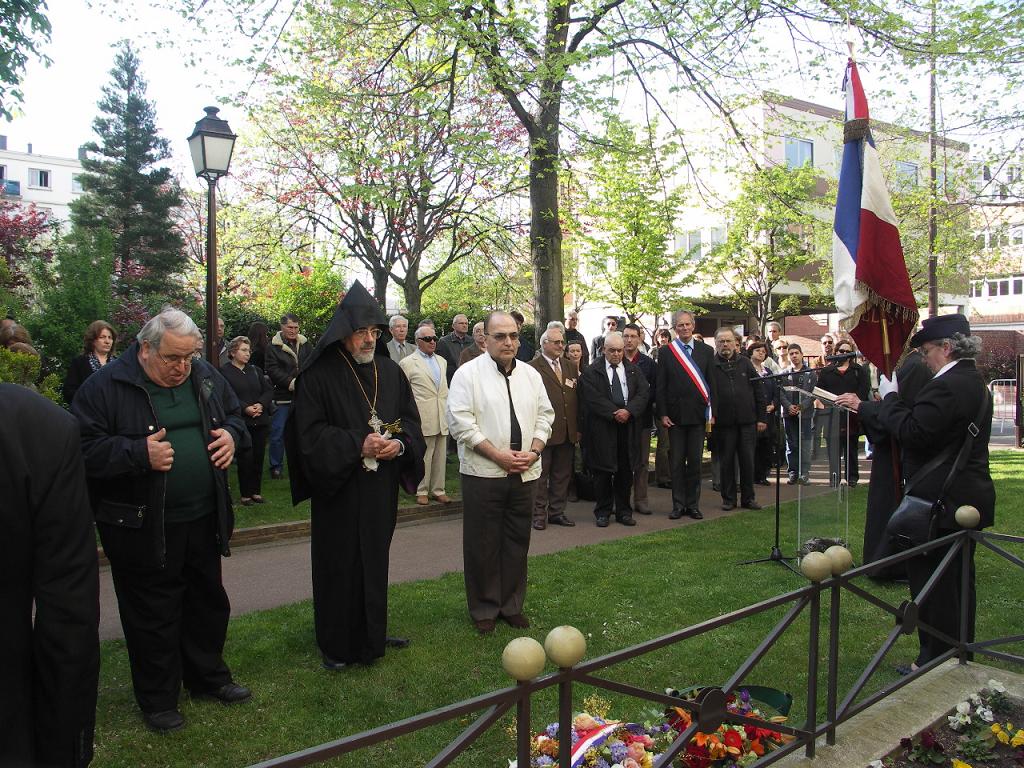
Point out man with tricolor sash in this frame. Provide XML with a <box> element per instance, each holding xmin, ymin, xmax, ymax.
<box><xmin>656</xmin><ymin>309</ymin><xmax>714</xmax><ymax>520</ymax></box>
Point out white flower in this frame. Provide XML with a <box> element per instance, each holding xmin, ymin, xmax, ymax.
<box><xmin>979</xmin><ymin>707</ymin><xmax>994</xmax><ymax>722</ymax></box>
<box><xmin>869</xmin><ymin>761</ymin><xmax>885</xmax><ymax>768</ymax></box>
<box><xmin>508</xmin><ymin>761</ymin><xmax>517</xmax><ymax>768</ymax></box>
<box><xmin>969</xmin><ymin>693</ymin><xmax>982</xmax><ymax>707</ymax></box>
<box><xmin>988</xmin><ymin>679</ymin><xmax>1007</xmax><ymax>693</ymax></box>
<box><xmin>957</xmin><ymin>701</ymin><xmax>972</xmax><ymax>715</ymax></box>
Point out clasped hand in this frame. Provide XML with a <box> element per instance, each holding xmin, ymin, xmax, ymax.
<box><xmin>362</xmin><ymin>432</ymin><xmax>400</xmax><ymax>460</ymax></box>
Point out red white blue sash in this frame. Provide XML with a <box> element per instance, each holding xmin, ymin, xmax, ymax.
<box><xmin>668</xmin><ymin>339</ymin><xmax>711</xmax><ymax>418</ymax></box>
<box><xmin>570</xmin><ymin>722</ymin><xmax>623</xmax><ymax>765</ymax></box>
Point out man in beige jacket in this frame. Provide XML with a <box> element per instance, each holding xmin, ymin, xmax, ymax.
<box><xmin>399</xmin><ymin>327</ymin><xmax>450</xmax><ymax>505</ymax></box>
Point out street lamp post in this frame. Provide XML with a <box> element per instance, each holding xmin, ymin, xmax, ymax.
<box><xmin>187</xmin><ymin>106</ymin><xmax>237</xmax><ymax>363</ymax></box>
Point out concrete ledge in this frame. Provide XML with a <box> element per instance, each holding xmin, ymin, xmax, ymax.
<box><xmin>774</xmin><ymin>660</ymin><xmax>1024</xmax><ymax>768</ymax></box>
<box><xmin>97</xmin><ymin>497</ymin><xmax>463</xmax><ymax>566</ymax></box>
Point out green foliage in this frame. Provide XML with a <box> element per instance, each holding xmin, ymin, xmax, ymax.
<box><xmin>25</xmin><ymin>227</ymin><xmax>115</xmax><ymax>375</ymax></box>
<box><xmin>706</xmin><ymin>164</ymin><xmax>821</xmax><ymax>333</ymax></box>
<box><xmin>253</xmin><ymin>258</ymin><xmax>346</xmax><ymax>344</ymax></box>
<box><xmin>0</xmin><ymin>0</ymin><xmax>51</xmax><ymax>120</ymax></box>
<box><xmin>0</xmin><ymin>347</ymin><xmax>62</xmax><ymax>404</ymax></box>
<box><xmin>70</xmin><ymin>40</ymin><xmax>184</xmax><ymax>301</ymax></box>
<box><xmin>569</xmin><ymin>118</ymin><xmax>689</xmax><ymax>329</ymax></box>
<box><xmin>217</xmin><ymin>292</ymin><xmax>271</xmax><ymax>341</ymax></box>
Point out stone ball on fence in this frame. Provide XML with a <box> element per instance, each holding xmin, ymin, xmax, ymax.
<box><xmin>955</xmin><ymin>505</ymin><xmax>981</xmax><ymax>529</ymax></box>
<box><xmin>800</xmin><ymin>551</ymin><xmax>832</xmax><ymax>582</ymax></box>
<box><xmin>502</xmin><ymin>637</ymin><xmax>547</xmax><ymax>681</ymax></box>
<box><xmin>824</xmin><ymin>545</ymin><xmax>854</xmax><ymax>575</ymax></box>
<box><xmin>544</xmin><ymin>625</ymin><xmax>587</xmax><ymax>668</ymax></box>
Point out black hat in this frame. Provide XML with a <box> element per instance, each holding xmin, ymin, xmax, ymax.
<box><xmin>336</xmin><ymin>280</ymin><xmax>387</xmax><ymax>332</ymax></box>
<box><xmin>909</xmin><ymin>313</ymin><xmax>970</xmax><ymax>347</ymax></box>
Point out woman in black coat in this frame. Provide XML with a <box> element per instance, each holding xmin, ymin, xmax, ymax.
<box><xmin>746</xmin><ymin>342</ymin><xmax>778</xmax><ymax>484</ymax></box>
<box><xmin>246</xmin><ymin>321</ymin><xmax>270</xmax><ymax>372</ymax></box>
<box><xmin>816</xmin><ymin>339</ymin><xmax>870</xmax><ymax>486</ymax></box>
<box><xmin>221</xmin><ymin>336</ymin><xmax>274</xmax><ymax>504</ymax></box>
<box><xmin>62</xmin><ymin>320</ymin><xmax>116</xmax><ymax>406</ymax></box>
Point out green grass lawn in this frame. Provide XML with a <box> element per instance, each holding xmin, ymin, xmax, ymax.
<box><xmin>230</xmin><ymin>453</ymin><xmax>463</xmax><ymax>528</ymax></box>
<box><xmin>92</xmin><ymin>451</ymin><xmax>1024</xmax><ymax>767</ymax></box>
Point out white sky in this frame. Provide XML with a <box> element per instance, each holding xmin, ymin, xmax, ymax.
<box><xmin>3</xmin><ymin>0</ymin><xmax>249</xmax><ymax>177</ymax></box>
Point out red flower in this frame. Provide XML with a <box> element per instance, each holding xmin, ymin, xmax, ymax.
<box><xmin>723</xmin><ymin>730</ymin><xmax>744</xmax><ymax>751</ymax></box>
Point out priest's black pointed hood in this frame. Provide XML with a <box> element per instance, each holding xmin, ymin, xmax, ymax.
<box><xmin>300</xmin><ymin>280</ymin><xmax>387</xmax><ymax>372</ymax></box>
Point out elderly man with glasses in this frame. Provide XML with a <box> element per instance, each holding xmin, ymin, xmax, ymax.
<box><xmin>400</xmin><ymin>326</ymin><xmax>451</xmax><ymax>505</ymax></box>
<box><xmin>72</xmin><ymin>308</ymin><xmax>251</xmax><ymax>733</ymax></box>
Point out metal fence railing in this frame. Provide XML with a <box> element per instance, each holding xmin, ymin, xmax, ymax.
<box><xmin>249</xmin><ymin>529</ymin><xmax>1024</xmax><ymax>768</ymax></box>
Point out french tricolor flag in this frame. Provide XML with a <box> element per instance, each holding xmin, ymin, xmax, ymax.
<box><xmin>832</xmin><ymin>58</ymin><xmax>919</xmax><ymax>376</ymax></box>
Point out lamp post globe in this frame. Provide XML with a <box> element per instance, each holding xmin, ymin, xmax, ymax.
<box><xmin>187</xmin><ymin>106</ymin><xmax>236</xmax><ymax>363</ymax></box>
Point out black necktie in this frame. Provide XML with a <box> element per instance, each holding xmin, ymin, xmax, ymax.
<box><xmin>610</xmin><ymin>364</ymin><xmax>626</xmax><ymax>407</ymax></box>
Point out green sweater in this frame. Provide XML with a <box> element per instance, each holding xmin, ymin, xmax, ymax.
<box><xmin>144</xmin><ymin>378</ymin><xmax>216</xmax><ymax>523</ymax></box>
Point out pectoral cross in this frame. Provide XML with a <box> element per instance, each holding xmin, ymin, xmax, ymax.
<box><xmin>368</xmin><ymin>411</ymin><xmax>384</xmax><ymax>434</ymax></box>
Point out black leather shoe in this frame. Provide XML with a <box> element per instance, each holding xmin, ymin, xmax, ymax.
<box><xmin>203</xmin><ymin>682</ymin><xmax>252</xmax><ymax>704</ymax></box>
<box><xmin>668</xmin><ymin>509</ymin><xmax>683</xmax><ymax>520</ymax></box>
<box><xmin>596</xmin><ymin>517</ymin><xmax>610</xmax><ymax>527</ymax></box>
<box><xmin>721</xmin><ymin>502</ymin><xmax>736</xmax><ymax>511</ymax></box>
<box><xmin>532</xmin><ymin>520</ymin><xmax>546</xmax><ymax>530</ymax></box>
<box><xmin>688</xmin><ymin>508</ymin><xmax>704</xmax><ymax>520</ymax></box>
<box><xmin>787</xmin><ymin>474</ymin><xmax>797</xmax><ymax>485</ymax></box>
<box><xmin>755</xmin><ymin>479</ymin><xmax>771</xmax><ymax>486</ymax></box>
<box><xmin>322</xmin><ymin>654</ymin><xmax>349</xmax><ymax>671</ymax></box>
<box><xmin>143</xmin><ymin>709</ymin><xmax>185</xmax><ymax>733</ymax></box>
<box><xmin>634</xmin><ymin>506</ymin><xmax>653</xmax><ymax>515</ymax></box>
<box><xmin>742</xmin><ymin>501</ymin><xmax>762</xmax><ymax>510</ymax></box>
<box><xmin>712</xmin><ymin>483</ymin><xmax>721</xmax><ymax>492</ymax></box>
<box><xmin>617</xmin><ymin>516</ymin><xmax>637</xmax><ymax>526</ymax></box>
<box><xmin>657</xmin><ymin>481</ymin><xmax>672</xmax><ymax>489</ymax></box>
<box><xmin>385</xmin><ymin>636</ymin><xmax>410</xmax><ymax>649</ymax></box>
<box><xmin>549</xmin><ymin>515</ymin><xmax>576</xmax><ymax>527</ymax></box>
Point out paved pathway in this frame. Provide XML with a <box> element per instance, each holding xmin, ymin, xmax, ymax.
<box><xmin>98</xmin><ymin>460</ymin><xmax>861</xmax><ymax>641</ymax></box>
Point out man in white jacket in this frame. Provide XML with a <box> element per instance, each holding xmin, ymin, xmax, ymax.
<box><xmin>447</xmin><ymin>311</ymin><xmax>554</xmax><ymax>634</ymax></box>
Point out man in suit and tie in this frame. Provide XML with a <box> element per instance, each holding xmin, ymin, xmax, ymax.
<box><xmin>399</xmin><ymin>326</ymin><xmax>451</xmax><ymax>505</ymax></box>
<box><xmin>580</xmin><ymin>332</ymin><xmax>650</xmax><ymax>527</ymax></box>
<box><xmin>528</xmin><ymin>326</ymin><xmax>580</xmax><ymax>530</ymax></box>
<box><xmin>387</xmin><ymin>315</ymin><xmax>415</xmax><ymax>363</ymax></box>
<box><xmin>657</xmin><ymin>309</ymin><xmax>714</xmax><ymax>520</ymax></box>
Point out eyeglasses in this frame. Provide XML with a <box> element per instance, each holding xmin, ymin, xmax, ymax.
<box><xmin>156</xmin><ymin>351</ymin><xmax>194</xmax><ymax>367</ymax></box>
<box><xmin>488</xmin><ymin>331</ymin><xmax>520</xmax><ymax>342</ymax></box>
<box><xmin>352</xmin><ymin>328</ymin><xmax>383</xmax><ymax>339</ymax></box>
<box><xmin>547</xmin><ymin>339</ymin><xmax>565</xmax><ymax>345</ymax></box>
<box><xmin>418</xmin><ymin>336</ymin><xmax>437</xmax><ymax>343</ymax></box>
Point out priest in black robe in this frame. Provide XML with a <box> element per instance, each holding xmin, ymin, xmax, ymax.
<box><xmin>287</xmin><ymin>282</ymin><xmax>425</xmax><ymax>670</ymax></box>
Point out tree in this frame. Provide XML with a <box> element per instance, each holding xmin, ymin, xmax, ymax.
<box><xmin>70</xmin><ymin>40</ymin><xmax>184</xmax><ymax>302</ymax></box>
<box><xmin>246</xmin><ymin>19</ymin><xmax>524</xmax><ymax>312</ymax></box>
<box><xmin>27</xmin><ymin>227</ymin><xmax>115</xmax><ymax>373</ymax></box>
<box><xmin>569</xmin><ymin>118</ymin><xmax>689</xmax><ymax>331</ymax></box>
<box><xmin>253</xmin><ymin>257</ymin><xmax>346</xmax><ymax>343</ymax></box>
<box><xmin>0</xmin><ymin>199</ymin><xmax>52</xmax><ymax>312</ymax></box>
<box><xmin>0</xmin><ymin>0</ymin><xmax>51</xmax><ymax>120</ymax></box>
<box><xmin>705</xmin><ymin>164</ymin><xmax>820</xmax><ymax>333</ymax></box>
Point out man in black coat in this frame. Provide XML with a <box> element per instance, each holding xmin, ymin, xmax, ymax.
<box><xmin>622</xmin><ymin>323</ymin><xmax>657</xmax><ymax>514</ymax></box>
<box><xmin>265</xmin><ymin>313</ymin><xmax>312</xmax><ymax>479</ymax></box>
<box><xmin>708</xmin><ymin>328</ymin><xmax>767</xmax><ymax>511</ymax></box>
<box><xmin>780</xmin><ymin>344</ymin><xmax>817</xmax><ymax>485</ymax></box>
<box><xmin>581</xmin><ymin>332</ymin><xmax>650</xmax><ymax>527</ymax></box>
<box><xmin>657</xmin><ymin>310</ymin><xmax>713</xmax><ymax>520</ymax></box>
<box><xmin>836</xmin><ymin>313</ymin><xmax>994</xmax><ymax>670</ymax></box>
<box><xmin>1</xmin><ymin>385</ymin><xmax>99</xmax><ymax>768</ymax></box>
<box><xmin>73</xmin><ymin>309</ymin><xmax>251</xmax><ymax>733</ymax></box>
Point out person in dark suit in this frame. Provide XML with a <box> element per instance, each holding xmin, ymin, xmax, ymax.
<box><xmin>708</xmin><ymin>328</ymin><xmax>767</xmax><ymax>511</ymax></box>
<box><xmin>581</xmin><ymin>332</ymin><xmax>650</xmax><ymax>527</ymax></box>
<box><xmin>564</xmin><ymin>311</ymin><xmax>590</xmax><ymax>367</ymax></box>
<box><xmin>657</xmin><ymin>310</ymin><xmax>713</xmax><ymax>520</ymax></box>
<box><xmin>63</xmin><ymin>320</ymin><xmax>117</xmax><ymax>406</ymax></box>
<box><xmin>622</xmin><ymin>323</ymin><xmax>657</xmax><ymax>514</ymax></box>
<box><xmin>780</xmin><ymin>344</ymin><xmax>817</xmax><ymax>485</ymax></box>
<box><xmin>590</xmin><ymin>316</ymin><xmax>619</xmax><ymax>361</ymax></box>
<box><xmin>1</xmin><ymin>385</ymin><xmax>100</xmax><ymax>768</ymax></box>
<box><xmin>528</xmin><ymin>327</ymin><xmax>580</xmax><ymax>529</ymax></box>
<box><xmin>836</xmin><ymin>313</ymin><xmax>994</xmax><ymax>672</ymax></box>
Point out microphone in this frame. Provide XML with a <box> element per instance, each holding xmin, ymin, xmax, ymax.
<box><xmin>824</xmin><ymin>352</ymin><xmax>859</xmax><ymax>362</ymax></box>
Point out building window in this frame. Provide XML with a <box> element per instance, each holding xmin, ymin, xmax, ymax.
<box><xmin>784</xmin><ymin>137</ymin><xmax>814</xmax><ymax>169</ymax></box>
<box><xmin>894</xmin><ymin>161</ymin><xmax>918</xmax><ymax>188</ymax></box>
<box><xmin>1012</xmin><ymin>228</ymin><xmax>1024</xmax><ymax>247</ymax></box>
<box><xmin>968</xmin><ymin>281</ymin><xmax>981</xmax><ymax>298</ymax></box>
<box><xmin>0</xmin><ymin>165</ymin><xmax>5</xmax><ymax>181</ymax></box>
<box><xmin>28</xmin><ymin>168</ymin><xmax>51</xmax><ymax>189</ymax></box>
<box><xmin>1013</xmin><ymin>277</ymin><xmax>1023</xmax><ymax>295</ymax></box>
<box><xmin>72</xmin><ymin>174</ymin><xmax>84</xmax><ymax>193</ymax></box>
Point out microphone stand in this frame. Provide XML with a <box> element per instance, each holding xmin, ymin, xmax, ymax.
<box><xmin>738</xmin><ymin>366</ymin><xmax>802</xmax><ymax>574</ymax></box>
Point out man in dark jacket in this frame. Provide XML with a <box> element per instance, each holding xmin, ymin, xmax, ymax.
<box><xmin>657</xmin><ymin>310</ymin><xmax>714</xmax><ymax>520</ymax></box>
<box><xmin>265</xmin><ymin>313</ymin><xmax>312</xmax><ymax>479</ymax></box>
<box><xmin>435</xmin><ymin>313</ymin><xmax>474</xmax><ymax>384</ymax></box>
<box><xmin>73</xmin><ymin>309</ymin><xmax>251</xmax><ymax>734</ymax></box>
<box><xmin>780</xmin><ymin>344</ymin><xmax>817</xmax><ymax>484</ymax></box>
<box><xmin>708</xmin><ymin>328</ymin><xmax>766</xmax><ymax>511</ymax></box>
<box><xmin>580</xmin><ymin>332</ymin><xmax>650</xmax><ymax>527</ymax></box>
<box><xmin>1</xmin><ymin>385</ymin><xmax>99</xmax><ymax>767</ymax></box>
<box><xmin>622</xmin><ymin>323</ymin><xmax>657</xmax><ymax>514</ymax></box>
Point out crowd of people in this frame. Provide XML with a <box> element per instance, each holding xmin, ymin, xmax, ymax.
<box><xmin>2</xmin><ymin>288</ymin><xmax>995</xmax><ymax>763</ymax></box>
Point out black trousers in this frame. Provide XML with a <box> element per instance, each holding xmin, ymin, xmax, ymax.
<box><xmin>906</xmin><ymin>536</ymin><xmax>976</xmax><ymax>666</ymax></box>
<box><xmin>237</xmin><ymin>424</ymin><xmax>269</xmax><ymax>498</ymax></box>
<box><xmin>461</xmin><ymin>473</ymin><xmax>535</xmax><ymax>621</ymax></box>
<box><xmin>668</xmin><ymin>423</ymin><xmax>705</xmax><ymax>513</ymax></box>
<box><xmin>716</xmin><ymin>423</ymin><xmax>756</xmax><ymax>506</ymax></box>
<box><xmin>754</xmin><ymin>418</ymin><xmax>776</xmax><ymax>481</ymax></box>
<box><xmin>107</xmin><ymin>514</ymin><xmax>232</xmax><ymax>713</ymax></box>
<box><xmin>825</xmin><ymin>412</ymin><xmax>860</xmax><ymax>485</ymax></box>
<box><xmin>593</xmin><ymin>425</ymin><xmax>633</xmax><ymax>520</ymax></box>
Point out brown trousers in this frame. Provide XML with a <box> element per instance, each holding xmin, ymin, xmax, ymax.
<box><xmin>461</xmin><ymin>473</ymin><xmax>536</xmax><ymax>621</ymax></box>
<box><xmin>533</xmin><ymin>441</ymin><xmax>574</xmax><ymax>522</ymax></box>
